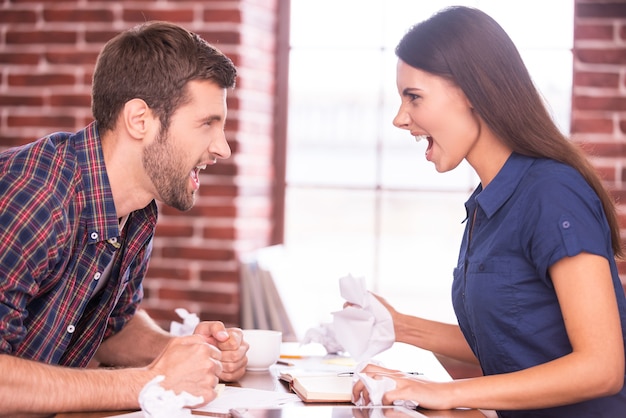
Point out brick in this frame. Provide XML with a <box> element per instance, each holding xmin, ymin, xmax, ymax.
<box><xmin>573</xmin><ymin>95</ymin><xmax>626</xmax><ymax>111</ymax></box>
<box><xmin>0</xmin><ymin>10</ymin><xmax>38</xmax><ymax>24</ymax></box>
<box><xmin>45</xmin><ymin>51</ymin><xmax>99</xmax><ymax>65</ymax></box>
<box><xmin>573</xmin><ymin>71</ymin><xmax>619</xmax><ymax>88</ymax></box>
<box><xmin>154</xmin><ymin>223</ymin><xmax>194</xmax><ymax>238</ymax></box>
<box><xmin>85</xmin><ymin>30</ymin><xmax>123</xmax><ymax>44</ymax></box>
<box><xmin>203</xmin><ymin>226</ymin><xmax>236</xmax><ymax>240</ymax></box>
<box><xmin>0</xmin><ymin>95</ymin><xmax>45</xmax><ymax>106</ymax></box>
<box><xmin>160</xmin><ymin>203</ymin><xmax>237</xmax><ymax>218</ymax></box>
<box><xmin>157</xmin><ymin>287</ymin><xmax>237</xmax><ymax>304</ymax></box>
<box><xmin>609</xmin><ymin>188</ymin><xmax>626</xmax><ymax>205</ymax></box>
<box><xmin>226</xmin><ymin>96</ymin><xmax>241</xmax><ymax>111</ymax></box>
<box><xmin>199</xmin><ymin>270</ymin><xmax>239</xmax><ymax>283</ymax></box>
<box><xmin>8</xmin><ymin>0</ymin><xmax>70</xmax><ymax>3</ymax></box>
<box><xmin>43</xmin><ymin>8</ymin><xmax>115</xmax><ymax>22</ymax></box>
<box><xmin>48</xmin><ymin>94</ymin><xmax>92</xmax><ymax>107</ymax></box>
<box><xmin>198</xmin><ymin>184</ymin><xmax>240</xmax><ymax>198</ymax></box>
<box><xmin>145</xmin><ymin>265</ymin><xmax>192</xmax><ymax>281</ymax></box>
<box><xmin>577</xmin><ymin>3</ymin><xmax>626</xmax><ymax>18</ymax></box>
<box><xmin>593</xmin><ymin>165</ymin><xmax>616</xmax><ymax>182</ymax></box>
<box><xmin>203</xmin><ymin>9</ymin><xmax>243</xmax><ymax>24</ymax></box>
<box><xmin>196</xmin><ymin>309</ymin><xmax>238</xmax><ymax>327</ymax></box>
<box><xmin>620</xmin><ymin>120</ymin><xmax>626</xmax><ymax>134</ymax></box>
<box><xmin>575</xmin><ymin>48</ymin><xmax>626</xmax><ymax>65</ymax></box>
<box><xmin>0</xmin><ymin>52</ymin><xmax>40</xmax><ymax>65</ymax></box>
<box><xmin>8</xmin><ymin>73</ymin><xmax>76</xmax><ymax>87</ymax></box>
<box><xmin>161</xmin><ymin>246</ymin><xmax>235</xmax><ymax>261</ymax></box>
<box><xmin>579</xmin><ymin>141</ymin><xmax>626</xmax><ymax>157</ymax></box>
<box><xmin>571</xmin><ymin>117</ymin><xmax>613</xmax><ymax>134</ymax></box>
<box><xmin>122</xmin><ymin>8</ymin><xmax>194</xmax><ymax>23</ymax></box>
<box><xmin>200</xmin><ymin>163</ymin><xmax>238</xmax><ymax>176</ymax></box>
<box><xmin>6</xmin><ymin>30</ymin><xmax>77</xmax><ymax>45</ymax></box>
<box><xmin>0</xmin><ymin>135</ymin><xmax>35</xmax><ymax>148</ymax></box>
<box><xmin>574</xmin><ymin>23</ymin><xmax>613</xmax><ymax>41</ymax></box>
<box><xmin>8</xmin><ymin>115</ymin><xmax>76</xmax><ymax>129</ymax></box>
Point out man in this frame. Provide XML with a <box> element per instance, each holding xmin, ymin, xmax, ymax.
<box><xmin>0</xmin><ymin>21</ymin><xmax>248</xmax><ymax>415</ymax></box>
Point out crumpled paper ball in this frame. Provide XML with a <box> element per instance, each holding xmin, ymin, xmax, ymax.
<box><xmin>301</xmin><ymin>322</ymin><xmax>345</xmax><ymax>354</ymax></box>
<box><xmin>138</xmin><ymin>375</ymin><xmax>204</xmax><ymax>418</ymax></box>
<box><xmin>331</xmin><ymin>274</ymin><xmax>395</xmax><ymax>362</ymax></box>
<box><xmin>169</xmin><ymin>308</ymin><xmax>200</xmax><ymax>336</ymax></box>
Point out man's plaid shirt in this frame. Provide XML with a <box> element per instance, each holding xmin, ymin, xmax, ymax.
<box><xmin>0</xmin><ymin>121</ymin><xmax>158</xmax><ymax>367</ymax></box>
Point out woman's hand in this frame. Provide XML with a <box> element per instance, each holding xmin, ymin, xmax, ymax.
<box><xmin>353</xmin><ymin>363</ymin><xmax>455</xmax><ymax>410</ymax></box>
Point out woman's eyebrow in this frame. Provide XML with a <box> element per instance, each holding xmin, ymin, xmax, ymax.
<box><xmin>402</xmin><ymin>87</ymin><xmax>422</xmax><ymax>96</ymax></box>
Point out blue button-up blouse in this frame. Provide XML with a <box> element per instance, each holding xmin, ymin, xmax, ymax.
<box><xmin>452</xmin><ymin>153</ymin><xmax>626</xmax><ymax>417</ymax></box>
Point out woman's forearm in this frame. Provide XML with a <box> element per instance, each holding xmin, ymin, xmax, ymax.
<box><xmin>394</xmin><ymin>312</ymin><xmax>479</xmax><ymax>365</ymax></box>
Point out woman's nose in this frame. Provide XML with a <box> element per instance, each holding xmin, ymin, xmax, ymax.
<box><xmin>392</xmin><ymin>107</ymin><xmax>410</xmax><ymax>130</ymax></box>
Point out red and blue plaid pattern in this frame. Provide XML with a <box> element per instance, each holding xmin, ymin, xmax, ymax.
<box><xmin>0</xmin><ymin>121</ymin><xmax>158</xmax><ymax>367</ymax></box>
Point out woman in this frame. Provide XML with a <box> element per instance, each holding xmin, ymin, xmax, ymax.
<box><xmin>352</xmin><ymin>6</ymin><xmax>626</xmax><ymax>417</ymax></box>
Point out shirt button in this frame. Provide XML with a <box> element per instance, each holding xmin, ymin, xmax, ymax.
<box><xmin>67</xmin><ymin>325</ymin><xmax>75</xmax><ymax>334</ymax></box>
<box><xmin>94</xmin><ymin>272</ymin><xmax>101</xmax><ymax>281</ymax></box>
<box><xmin>90</xmin><ymin>231</ymin><xmax>99</xmax><ymax>240</ymax></box>
<box><xmin>561</xmin><ymin>221</ymin><xmax>570</xmax><ymax>229</ymax></box>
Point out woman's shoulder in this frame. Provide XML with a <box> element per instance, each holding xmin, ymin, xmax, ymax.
<box><xmin>524</xmin><ymin>157</ymin><xmax>590</xmax><ymax>190</ymax></box>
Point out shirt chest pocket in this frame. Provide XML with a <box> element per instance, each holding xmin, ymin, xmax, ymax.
<box><xmin>461</xmin><ymin>259</ymin><xmax>516</xmax><ymax>313</ymax></box>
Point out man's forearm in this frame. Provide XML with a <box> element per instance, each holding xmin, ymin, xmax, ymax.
<box><xmin>94</xmin><ymin>309</ymin><xmax>172</xmax><ymax>367</ymax></box>
<box><xmin>0</xmin><ymin>354</ymin><xmax>152</xmax><ymax>415</ymax></box>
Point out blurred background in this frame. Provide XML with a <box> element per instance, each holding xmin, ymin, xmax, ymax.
<box><xmin>1</xmin><ymin>0</ymin><xmax>623</xmax><ymax>340</ymax></box>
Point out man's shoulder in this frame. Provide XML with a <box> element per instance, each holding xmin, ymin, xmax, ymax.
<box><xmin>1</xmin><ymin>131</ymin><xmax>78</xmax><ymax>175</ymax></box>
<box><xmin>0</xmin><ymin>130</ymin><xmax>87</xmax><ymax>215</ymax></box>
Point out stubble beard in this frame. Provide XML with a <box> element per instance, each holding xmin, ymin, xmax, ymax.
<box><xmin>142</xmin><ymin>129</ymin><xmax>196</xmax><ymax>211</ymax></box>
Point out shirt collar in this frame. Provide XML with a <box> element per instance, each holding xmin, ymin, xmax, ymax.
<box><xmin>467</xmin><ymin>152</ymin><xmax>536</xmax><ymax>219</ymax></box>
<box><xmin>73</xmin><ymin>121</ymin><xmax>121</xmax><ymax>244</ymax></box>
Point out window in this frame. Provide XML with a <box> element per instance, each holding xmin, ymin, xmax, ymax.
<box><xmin>280</xmin><ymin>0</ymin><xmax>574</xmax><ymax>337</ymax></box>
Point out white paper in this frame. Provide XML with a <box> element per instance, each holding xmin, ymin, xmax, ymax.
<box><xmin>109</xmin><ymin>386</ymin><xmax>300</xmax><ymax>418</ymax></box>
<box><xmin>194</xmin><ymin>386</ymin><xmax>301</xmax><ymax>414</ymax></box>
<box><xmin>138</xmin><ymin>375</ymin><xmax>203</xmax><ymax>418</ymax></box>
<box><xmin>353</xmin><ymin>371</ymin><xmax>396</xmax><ymax>406</ymax></box>
<box><xmin>331</xmin><ymin>275</ymin><xmax>395</xmax><ymax>362</ymax></box>
<box><xmin>301</xmin><ymin>322</ymin><xmax>345</xmax><ymax>354</ymax></box>
<box><xmin>169</xmin><ymin>308</ymin><xmax>200</xmax><ymax>336</ymax></box>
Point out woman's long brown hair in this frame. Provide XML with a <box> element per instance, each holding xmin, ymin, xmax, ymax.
<box><xmin>396</xmin><ymin>6</ymin><xmax>623</xmax><ymax>257</ymax></box>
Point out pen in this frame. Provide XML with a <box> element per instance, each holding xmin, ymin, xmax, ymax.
<box><xmin>337</xmin><ymin>371</ymin><xmax>423</xmax><ymax>377</ymax></box>
<box><xmin>276</xmin><ymin>360</ymin><xmax>295</xmax><ymax>366</ymax></box>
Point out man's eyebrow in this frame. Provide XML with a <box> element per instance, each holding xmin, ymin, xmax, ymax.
<box><xmin>203</xmin><ymin>114</ymin><xmax>223</xmax><ymax>122</ymax></box>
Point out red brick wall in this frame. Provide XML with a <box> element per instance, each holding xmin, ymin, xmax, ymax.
<box><xmin>3</xmin><ymin>0</ymin><xmax>625</xmax><ymax>329</ymax></box>
<box><xmin>0</xmin><ymin>0</ymin><xmax>281</xmax><ymax>328</ymax></box>
<box><xmin>572</xmin><ymin>0</ymin><xmax>626</xmax><ymax>290</ymax></box>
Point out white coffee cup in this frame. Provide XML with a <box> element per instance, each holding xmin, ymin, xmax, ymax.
<box><xmin>242</xmin><ymin>329</ymin><xmax>282</xmax><ymax>371</ymax></box>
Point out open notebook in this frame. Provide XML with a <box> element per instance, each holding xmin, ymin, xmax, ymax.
<box><xmin>279</xmin><ymin>370</ymin><xmax>353</xmax><ymax>403</ymax></box>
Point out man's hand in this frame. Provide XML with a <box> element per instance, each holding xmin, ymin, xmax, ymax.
<box><xmin>194</xmin><ymin>321</ymin><xmax>249</xmax><ymax>382</ymax></box>
<box><xmin>147</xmin><ymin>335</ymin><xmax>224</xmax><ymax>407</ymax></box>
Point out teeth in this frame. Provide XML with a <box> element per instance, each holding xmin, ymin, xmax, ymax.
<box><xmin>196</xmin><ymin>165</ymin><xmax>207</xmax><ymax>170</ymax></box>
<box><xmin>414</xmin><ymin>135</ymin><xmax>428</xmax><ymax>143</ymax></box>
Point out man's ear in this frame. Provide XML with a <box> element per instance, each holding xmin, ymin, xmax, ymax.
<box><xmin>122</xmin><ymin>98</ymin><xmax>156</xmax><ymax>140</ymax></box>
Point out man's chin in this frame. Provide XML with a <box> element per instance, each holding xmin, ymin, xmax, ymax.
<box><xmin>159</xmin><ymin>194</ymin><xmax>196</xmax><ymax>212</ymax></box>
